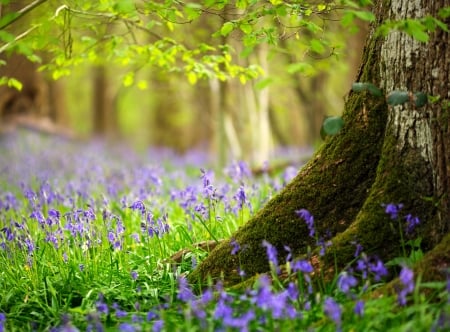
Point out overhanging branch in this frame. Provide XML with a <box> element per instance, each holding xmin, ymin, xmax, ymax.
<box><xmin>0</xmin><ymin>0</ymin><xmax>48</xmax><ymax>30</ymax></box>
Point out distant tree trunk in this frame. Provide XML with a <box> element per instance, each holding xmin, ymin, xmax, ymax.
<box><xmin>0</xmin><ymin>54</ymin><xmax>48</xmax><ymax>123</ymax></box>
<box><xmin>92</xmin><ymin>65</ymin><xmax>116</xmax><ymax>137</ymax></box>
<box><xmin>47</xmin><ymin>78</ymin><xmax>67</xmax><ymax>125</ymax></box>
<box><xmin>190</xmin><ymin>0</ymin><xmax>449</xmax><ymax>287</ymax></box>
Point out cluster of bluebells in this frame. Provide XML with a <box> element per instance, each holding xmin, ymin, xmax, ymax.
<box><xmin>0</xmin><ymin>131</ymin><xmax>303</xmax><ymax>269</ymax></box>
<box><xmin>383</xmin><ymin>203</ymin><xmax>421</xmax><ymax>235</ymax></box>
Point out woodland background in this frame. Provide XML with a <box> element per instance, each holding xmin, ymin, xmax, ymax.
<box><xmin>0</xmin><ymin>1</ymin><xmax>368</xmax><ymax>167</ymax></box>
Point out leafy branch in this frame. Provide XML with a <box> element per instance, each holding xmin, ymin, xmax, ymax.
<box><xmin>0</xmin><ymin>0</ymin><xmax>48</xmax><ymax>30</ymax></box>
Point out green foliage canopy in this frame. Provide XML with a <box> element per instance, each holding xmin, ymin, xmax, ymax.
<box><xmin>0</xmin><ymin>0</ymin><xmax>378</xmax><ymax>86</ymax></box>
<box><xmin>0</xmin><ymin>0</ymin><xmax>447</xmax><ymax>88</ymax></box>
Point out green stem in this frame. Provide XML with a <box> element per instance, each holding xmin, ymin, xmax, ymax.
<box><xmin>195</xmin><ymin>214</ymin><xmax>219</xmax><ymax>243</ymax></box>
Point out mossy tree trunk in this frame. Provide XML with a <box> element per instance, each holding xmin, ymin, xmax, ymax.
<box><xmin>189</xmin><ymin>0</ymin><xmax>449</xmax><ymax>286</ymax></box>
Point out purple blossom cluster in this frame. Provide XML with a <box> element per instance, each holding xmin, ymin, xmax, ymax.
<box><xmin>383</xmin><ymin>203</ymin><xmax>421</xmax><ymax>234</ymax></box>
<box><xmin>1</xmin><ymin>132</ymin><xmax>446</xmax><ymax>331</ymax></box>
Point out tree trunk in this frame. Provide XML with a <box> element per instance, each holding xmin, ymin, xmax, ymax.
<box><xmin>189</xmin><ymin>0</ymin><xmax>449</xmax><ymax>287</ymax></box>
<box><xmin>92</xmin><ymin>65</ymin><xmax>118</xmax><ymax>138</ymax></box>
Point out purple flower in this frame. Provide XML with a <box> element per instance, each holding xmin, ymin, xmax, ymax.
<box><xmin>131</xmin><ymin>271</ymin><xmax>138</xmax><ymax>281</ymax></box>
<box><xmin>384</xmin><ymin>203</ymin><xmax>403</xmax><ymax>219</ymax></box>
<box><xmin>369</xmin><ymin>258</ymin><xmax>388</xmax><ymax>281</ymax></box>
<box><xmin>262</xmin><ymin>240</ymin><xmax>279</xmax><ymax>273</ymax></box>
<box><xmin>397</xmin><ymin>266</ymin><xmax>414</xmax><ymax>306</ymax></box>
<box><xmin>152</xmin><ymin>320</ymin><xmax>164</xmax><ymax>332</ymax></box>
<box><xmin>337</xmin><ymin>272</ymin><xmax>358</xmax><ymax>293</ymax></box>
<box><xmin>296</xmin><ymin>209</ymin><xmax>315</xmax><ymax>237</ymax></box>
<box><xmin>323</xmin><ymin>297</ymin><xmax>342</xmax><ymax>327</ymax></box>
<box><xmin>352</xmin><ymin>242</ymin><xmax>363</xmax><ymax>258</ymax></box>
<box><xmin>0</xmin><ymin>313</ymin><xmax>5</xmax><ymax>332</ymax></box>
<box><xmin>95</xmin><ymin>302</ymin><xmax>108</xmax><ymax>316</ymax></box>
<box><xmin>129</xmin><ymin>200</ymin><xmax>146</xmax><ymax>215</ymax></box>
<box><xmin>214</xmin><ymin>298</ymin><xmax>233</xmax><ymax>320</ymax></box>
<box><xmin>292</xmin><ymin>259</ymin><xmax>313</xmax><ymax>274</ymax></box>
<box><xmin>146</xmin><ymin>311</ymin><xmax>158</xmax><ymax>321</ymax></box>
<box><xmin>118</xmin><ymin>323</ymin><xmax>137</xmax><ymax>332</ymax></box>
<box><xmin>223</xmin><ymin>309</ymin><xmax>255</xmax><ymax>332</ymax></box>
<box><xmin>405</xmin><ymin>214</ymin><xmax>420</xmax><ymax>234</ymax></box>
<box><xmin>234</xmin><ymin>185</ymin><xmax>247</xmax><ymax>208</ymax></box>
<box><xmin>354</xmin><ymin>300</ymin><xmax>365</xmax><ymax>316</ymax></box>
<box><xmin>200</xmin><ymin>168</ymin><xmax>216</xmax><ymax>199</ymax></box>
<box><xmin>177</xmin><ymin>277</ymin><xmax>195</xmax><ymax>302</ymax></box>
<box><xmin>230</xmin><ymin>238</ymin><xmax>240</xmax><ymax>255</ymax></box>
<box><xmin>112</xmin><ymin>303</ymin><xmax>127</xmax><ymax>319</ymax></box>
<box><xmin>317</xmin><ymin>237</ymin><xmax>332</xmax><ymax>256</ymax></box>
<box><xmin>286</xmin><ymin>282</ymin><xmax>299</xmax><ymax>300</ymax></box>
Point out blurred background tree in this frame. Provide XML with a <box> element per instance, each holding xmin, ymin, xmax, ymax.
<box><xmin>0</xmin><ymin>0</ymin><xmax>371</xmax><ymax>167</ymax></box>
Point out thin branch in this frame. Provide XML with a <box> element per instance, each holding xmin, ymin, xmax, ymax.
<box><xmin>0</xmin><ymin>25</ymin><xmax>39</xmax><ymax>54</ymax></box>
<box><xmin>0</xmin><ymin>0</ymin><xmax>48</xmax><ymax>30</ymax></box>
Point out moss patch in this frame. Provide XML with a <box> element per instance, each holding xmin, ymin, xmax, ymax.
<box><xmin>189</xmin><ymin>89</ymin><xmax>388</xmax><ymax>286</ymax></box>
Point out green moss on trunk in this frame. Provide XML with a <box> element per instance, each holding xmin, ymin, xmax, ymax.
<box><xmin>189</xmin><ymin>92</ymin><xmax>388</xmax><ymax>286</ymax></box>
<box><xmin>323</xmin><ymin>128</ymin><xmax>436</xmax><ymax>275</ymax></box>
<box><xmin>189</xmin><ymin>29</ymin><xmax>391</xmax><ymax>287</ymax></box>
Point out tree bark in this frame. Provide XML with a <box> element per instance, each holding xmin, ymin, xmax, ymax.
<box><xmin>189</xmin><ymin>0</ymin><xmax>449</xmax><ymax>287</ymax></box>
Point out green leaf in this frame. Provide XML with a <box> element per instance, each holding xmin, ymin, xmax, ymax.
<box><xmin>438</xmin><ymin>7</ymin><xmax>450</xmax><ymax>19</ymax></box>
<box><xmin>239</xmin><ymin>23</ymin><xmax>252</xmax><ymax>34</ymax></box>
<box><xmin>351</xmin><ymin>82</ymin><xmax>368</xmax><ymax>92</ymax></box>
<box><xmin>352</xmin><ymin>82</ymin><xmax>382</xmax><ymax>96</ymax></box>
<box><xmin>414</xmin><ymin>92</ymin><xmax>428</xmax><ymax>108</ymax></box>
<box><xmin>286</xmin><ymin>62</ymin><xmax>315</xmax><ymax>75</ymax></box>
<box><xmin>404</xmin><ymin>20</ymin><xmax>429</xmax><ymax>42</ymax></box>
<box><xmin>7</xmin><ymin>78</ymin><xmax>22</xmax><ymax>91</ymax></box>
<box><xmin>187</xmin><ymin>72</ymin><xmax>197</xmax><ymax>85</ymax></box>
<box><xmin>0</xmin><ymin>30</ymin><xmax>15</xmax><ymax>43</ymax></box>
<box><xmin>322</xmin><ymin>116</ymin><xmax>344</xmax><ymax>136</ymax></box>
<box><xmin>367</xmin><ymin>84</ymin><xmax>382</xmax><ymax>97</ymax></box>
<box><xmin>309</xmin><ymin>39</ymin><xmax>325</xmax><ymax>54</ymax></box>
<box><xmin>220</xmin><ymin>22</ymin><xmax>234</xmax><ymax>36</ymax></box>
<box><xmin>122</xmin><ymin>72</ymin><xmax>134</xmax><ymax>87</ymax></box>
<box><xmin>352</xmin><ymin>10</ymin><xmax>376</xmax><ymax>22</ymax></box>
<box><xmin>254</xmin><ymin>77</ymin><xmax>273</xmax><ymax>90</ymax></box>
<box><xmin>387</xmin><ymin>91</ymin><xmax>409</xmax><ymax>106</ymax></box>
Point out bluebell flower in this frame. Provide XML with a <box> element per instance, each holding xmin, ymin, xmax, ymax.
<box><xmin>405</xmin><ymin>214</ymin><xmax>420</xmax><ymax>234</ymax></box>
<box><xmin>384</xmin><ymin>203</ymin><xmax>403</xmax><ymax>219</ymax></box>
<box><xmin>230</xmin><ymin>238</ymin><xmax>240</xmax><ymax>255</ymax></box>
<box><xmin>200</xmin><ymin>168</ymin><xmax>216</xmax><ymax>199</ymax></box>
<box><xmin>353</xmin><ymin>242</ymin><xmax>363</xmax><ymax>258</ymax></box>
<box><xmin>397</xmin><ymin>266</ymin><xmax>414</xmax><ymax>306</ymax></box>
<box><xmin>112</xmin><ymin>303</ymin><xmax>127</xmax><ymax>319</ymax></box>
<box><xmin>296</xmin><ymin>209</ymin><xmax>315</xmax><ymax>237</ymax></box>
<box><xmin>0</xmin><ymin>313</ymin><xmax>6</xmax><ymax>332</ymax></box>
<box><xmin>292</xmin><ymin>259</ymin><xmax>313</xmax><ymax>274</ymax></box>
<box><xmin>354</xmin><ymin>300</ymin><xmax>365</xmax><ymax>317</ymax></box>
<box><xmin>223</xmin><ymin>309</ymin><xmax>255</xmax><ymax>332</ymax></box>
<box><xmin>146</xmin><ymin>311</ymin><xmax>158</xmax><ymax>321</ymax></box>
<box><xmin>118</xmin><ymin>323</ymin><xmax>137</xmax><ymax>332</ymax></box>
<box><xmin>177</xmin><ymin>277</ymin><xmax>195</xmax><ymax>302</ymax></box>
<box><xmin>152</xmin><ymin>320</ymin><xmax>164</xmax><ymax>332</ymax></box>
<box><xmin>200</xmin><ymin>288</ymin><xmax>214</xmax><ymax>305</ymax></box>
<box><xmin>369</xmin><ymin>258</ymin><xmax>388</xmax><ymax>281</ymax></box>
<box><xmin>262</xmin><ymin>240</ymin><xmax>279</xmax><ymax>273</ymax></box>
<box><xmin>323</xmin><ymin>297</ymin><xmax>342</xmax><ymax>328</ymax></box>
<box><xmin>214</xmin><ymin>298</ymin><xmax>233</xmax><ymax>321</ymax></box>
<box><xmin>337</xmin><ymin>272</ymin><xmax>358</xmax><ymax>294</ymax></box>
<box><xmin>129</xmin><ymin>200</ymin><xmax>146</xmax><ymax>215</ymax></box>
<box><xmin>234</xmin><ymin>185</ymin><xmax>247</xmax><ymax>209</ymax></box>
<box><xmin>286</xmin><ymin>282</ymin><xmax>299</xmax><ymax>301</ymax></box>
<box><xmin>95</xmin><ymin>301</ymin><xmax>108</xmax><ymax>316</ymax></box>
<box><xmin>317</xmin><ymin>237</ymin><xmax>332</xmax><ymax>256</ymax></box>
